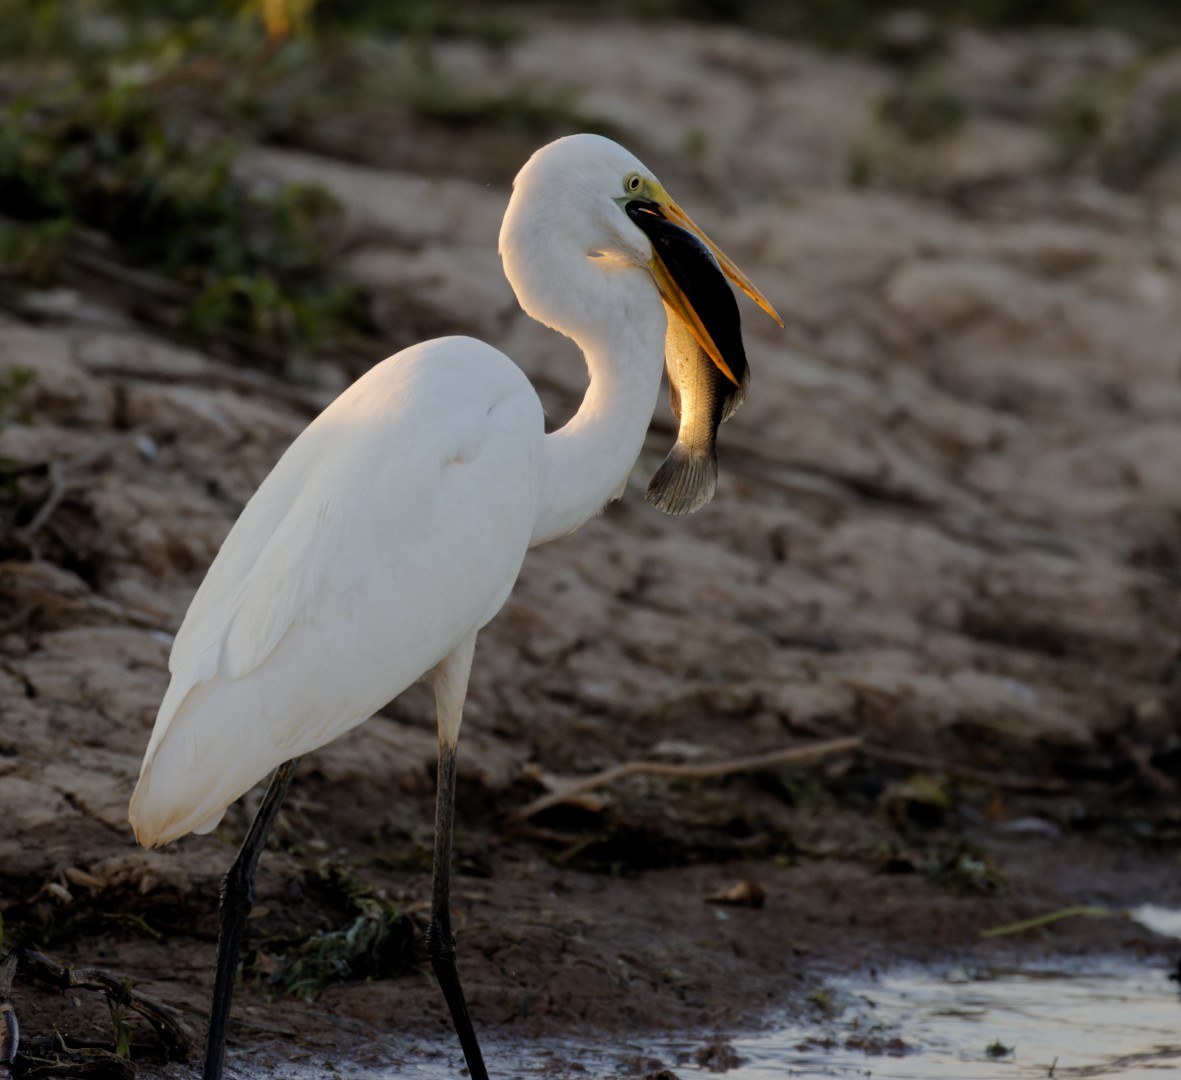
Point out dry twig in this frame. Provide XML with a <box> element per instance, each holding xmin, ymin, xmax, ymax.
<box><xmin>18</xmin><ymin>463</ymin><xmax>68</xmax><ymax>541</ymax></box>
<box><xmin>980</xmin><ymin>905</ymin><xmax>1115</xmax><ymax>938</ymax></box>
<box><xmin>509</xmin><ymin>735</ymin><xmax>862</xmax><ymax>823</ymax></box>
<box><xmin>16</xmin><ymin>949</ymin><xmax>193</xmax><ymax>1061</ymax></box>
<box><xmin>0</xmin><ymin>951</ymin><xmax>17</xmax><ymax>1080</ymax></box>
<box><xmin>13</xmin><ymin>442</ymin><xmax>119</xmax><ymax>555</ymax></box>
<box><xmin>1115</xmin><ymin>734</ymin><xmax>1176</xmax><ymax>795</ymax></box>
<box><xmin>857</xmin><ymin>744</ymin><xmax>1068</xmax><ymax>793</ymax></box>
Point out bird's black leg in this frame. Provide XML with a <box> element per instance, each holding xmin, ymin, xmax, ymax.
<box><xmin>203</xmin><ymin>757</ymin><xmax>299</xmax><ymax>1080</ymax></box>
<box><xmin>427</xmin><ymin>738</ymin><xmax>490</xmax><ymax>1080</ymax></box>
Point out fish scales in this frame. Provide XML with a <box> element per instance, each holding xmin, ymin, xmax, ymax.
<box><xmin>647</xmin><ymin>315</ymin><xmax>748</xmax><ymax>515</ymax></box>
<box><xmin>636</xmin><ymin>213</ymin><xmax>749</xmax><ymax>516</ymax></box>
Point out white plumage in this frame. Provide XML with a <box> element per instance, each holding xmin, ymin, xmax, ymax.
<box><xmin>132</xmin><ymin>338</ymin><xmax>542</xmax><ymax>843</ymax></box>
<box><xmin>128</xmin><ymin>132</ymin><xmax>778</xmax><ymax>1080</ymax></box>
<box><xmin>130</xmin><ymin>134</ymin><xmax>682</xmax><ymax>847</ymax></box>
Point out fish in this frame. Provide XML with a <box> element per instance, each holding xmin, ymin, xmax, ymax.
<box><xmin>646</xmin><ymin>314</ymin><xmax>748</xmax><ymax>515</ymax></box>
<box><xmin>623</xmin><ymin>201</ymin><xmax>750</xmax><ymax>516</ymax></box>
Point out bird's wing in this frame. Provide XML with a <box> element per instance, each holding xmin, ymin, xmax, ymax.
<box><xmin>132</xmin><ymin>337</ymin><xmax>543</xmax><ymax>845</ymax></box>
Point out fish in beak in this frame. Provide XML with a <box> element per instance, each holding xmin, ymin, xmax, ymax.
<box><xmin>645</xmin><ymin>312</ymin><xmax>746</xmax><ymax>515</ymax></box>
<box><xmin>624</xmin><ymin>189</ymin><xmax>779</xmax><ymax>515</ymax></box>
<box><xmin>625</xmin><ymin>186</ymin><xmax>781</xmax><ymax>386</ymax></box>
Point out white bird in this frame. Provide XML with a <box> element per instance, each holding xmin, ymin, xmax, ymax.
<box><xmin>129</xmin><ymin>133</ymin><xmax>780</xmax><ymax>1080</ymax></box>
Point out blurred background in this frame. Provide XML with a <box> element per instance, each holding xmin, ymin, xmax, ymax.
<box><xmin>2</xmin><ymin>2</ymin><xmax>1181</xmax><ymax>1077</ymax></box>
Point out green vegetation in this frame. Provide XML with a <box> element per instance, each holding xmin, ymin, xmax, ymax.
<box><xmin>0</xmin><ymin>368</ymin><xmax>34</xmax><ymax>430</ymax></box>
<box><xmin>876</xmin><ymin>838</ymin><xmax>1008</xmax><ymax>896</ymax></box>
<box><xmin>846</xmin><ymin>64</ymin><xmax>969</xmax><ymax>190</ymax></box>
<box><xmin>980</xmin><ymin>905</ymin><xmax>1116</xmax><ymax>938</ymax></box>
<box><xmin>930</xmin><ymin>841</ymin><xmax>1007</xmax><ymax>896</ymax></box>
<box><xmin>0</xmin><ymin>3</ymin><xmax>620</xmax><ymax>352</ymax></box>
<box><xmin>408</xmin><ymin>76</ymin><xmax>623</xmax><ymax>140</ymax></box>
<box><xmin>264</xmin><ymin>897</ymin><xmax>413</xmax><ymax>1000</ymax></box>
<box><xmin>0</xmin><ymin>71</ymin><xmax>370</xmax><ymax>362</ymax></box>
<box><xmin>267</xmin><ymin>0</ymin><xmax>1181</xmax><ymax>51</ymax></box>
<box><xmin>0</xmin><ymin>219</ymin><xmax>74</xmax><ymax>287</ymax></box>
<box><xmin>1049</xmin><ymin>62</ymin><xmax>1181</xmax><ymax>187</ymax></box>
<box><xmin>510</xmin><ymin>0</ymin><xmax>1181</xmax><ymax>51</ymax></box>
<box><xmin>0</xmin><ymin>0</ymin><xmax>573</xmax><ymax>366</ymax></box>
<box><xmin>3</xmin><ymin>0</ymin><xmax>1179</xmax><ymax>365</ymax></box>
<box><xmin>108</xmin><ymin>986</ymin><xmax>133</xmax><ymax>1060</ymax></box>
<box><xmin>805</xmin><ymin>985</ymin><xmax>843</xmax><ymax>1017</ymax></box>
<box><xmin>307</xmin><ymin>0</ymin><xmax>521</xmax><ymax>46</ymax></box>
<box><xmin>0</xmin><ymin>367</ymin><xmax>34</xmax><ymax>536</ymax></box>
<box><xmin>256</xmin><ymin>867</ymin><xmax>414</xmax><ymax>1000</ymax></box>
<box><xmin>878</xmin><ymin>70</ymin><xmax>968</xmax><ymax>143</ymax></box>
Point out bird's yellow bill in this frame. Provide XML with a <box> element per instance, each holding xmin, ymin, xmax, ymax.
<box><xmin>630</xmin><ymin>182</ymin><xmax>780</xmax><ymax>387</ymax></box>
<box><xmin>657</xmin><ymin>195</ymin><xmax>784</xmax><ymax>329</ymax></box>
<box><xmin>646</xmin><ymin>253</ymin><xmax>744</xmax><ymax>386</ymax></box>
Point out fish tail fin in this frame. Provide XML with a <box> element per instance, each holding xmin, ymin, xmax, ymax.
<box><xmin>646</xmin><ymin>445</ymin><xmax>718</xmax><ymax>516</ymax></box>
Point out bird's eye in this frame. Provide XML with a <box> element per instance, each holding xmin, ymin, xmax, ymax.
<box><xmin>624</xmin><ymin>173</ymin><xmax>643</xmax><ymax>193</ymax></box>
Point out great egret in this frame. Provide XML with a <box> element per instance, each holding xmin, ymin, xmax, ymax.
<box><xmin>129</xmin><ymin>133</ymin><xmax>780</xmax><ymax>1080</ymax></box>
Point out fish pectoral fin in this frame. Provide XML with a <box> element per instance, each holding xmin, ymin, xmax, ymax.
<box><xmin>645</xmin><ymin>444</ymin><xmax>718</xmax><ymax>516</ymax></box>
<box><xmin>720</xmin><ymin>363</ymin><xmax>750</xmax><ymax>424</ymax></box>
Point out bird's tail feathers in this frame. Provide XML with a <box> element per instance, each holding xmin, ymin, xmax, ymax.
<box><xmin>129</xmin><ymin>680</ymin><xmax>241</xmax><ymax>847</ymax></box>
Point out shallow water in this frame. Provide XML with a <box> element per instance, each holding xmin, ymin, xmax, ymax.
<box><xmin>228</xmin><ymin>939</ymin><xmax>1181</xmax><ymax>1079</ymax></box>
<box><xmin>654</xmin><ymin>960</ymin><xmax>1181</xmax><ymax>1079</ymax></box>
<box><xmin>642</xmin><ymin>906</ymin><xmax>1181</xmax><ymax>1079</ymax></box>
<box><xmin>235</xmin><ymin>959</ymin><xmax>1181</xmax><ymax>1079</ymax></box>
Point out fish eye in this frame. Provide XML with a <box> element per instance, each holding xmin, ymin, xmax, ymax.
<box><xmin>624</xmin><ymin>172</ymin><xmax>643</xmax><ymax>193</ymax></box>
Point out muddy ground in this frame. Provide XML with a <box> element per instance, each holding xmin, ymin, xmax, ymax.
<box><xmin>3</xmin><ymin>12</ymin><xmax>1181</xmax><ymax>1079</ymax></box>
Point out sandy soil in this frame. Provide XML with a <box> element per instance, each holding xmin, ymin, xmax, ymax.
<box><xmin>2</xmin><ymin>15</ymin><xmax>1181</xmax><ymax>1079</ymax></box>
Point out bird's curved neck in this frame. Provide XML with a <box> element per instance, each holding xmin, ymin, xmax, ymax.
<box><xmin>530</xmin><ymin>292</ymin><xmax>666</xmax><ymax>547</ymax></box>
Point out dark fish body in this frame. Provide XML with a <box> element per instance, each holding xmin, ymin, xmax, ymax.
<box><xmin>646</xmin><ymin>316</ymin><xmax>749</xmax><ymax>515</ymax></box>
<box><xmin>624</xmin><ymin>202</ymin><xmax>750</xmax><ymax>516</ymax></box>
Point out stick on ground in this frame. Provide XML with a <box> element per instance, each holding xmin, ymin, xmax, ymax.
<box><xmin>509</xmin><ymin>736</ymin><xmax>863</xmax><ymax>823</ymax></box>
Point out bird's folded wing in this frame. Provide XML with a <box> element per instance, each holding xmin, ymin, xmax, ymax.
<box><xmin>139</xmin><ymin>340</ymin><xmax>543</xmax><ymax>792</ymax></box>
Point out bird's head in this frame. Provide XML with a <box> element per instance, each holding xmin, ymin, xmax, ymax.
<box><xmin>499</xmin><ymin>133</ymin><xmax>781</xmax><ymax>385</ymax></box>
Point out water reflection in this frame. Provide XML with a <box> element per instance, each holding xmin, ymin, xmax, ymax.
<box><xmin>692</xmin><ymin>960</ymin><xmax>1181</xmax><ymax>1078</ymax></box>
<box><xmin>227</xmin><ymin>955</ymin><xmax>1181</xmax><ymax>1078</ymax></box>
